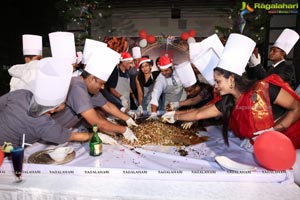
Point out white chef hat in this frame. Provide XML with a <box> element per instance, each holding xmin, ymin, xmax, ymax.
<box><xmin>34</xmin><ymin>57</ymin><xmax>73</xmax><ymax>106</ymax></box>
<box><xmin>132</xmin><ymin>47</ymin><xmax>142</xmax><ymax>59</ymax></box>
<box><xmin>190</xmin><ymin>34</ymin><xmax>224</xmax><ymax>85</ymax></box>
<box><xmin>82</xmin><ymin>38</ymin><xmax>107</xmax><ymax>64</ymax></box>
<box><xmin>273</xmin><ymin>28</ymin><xmax>299</xmax><ymax>55</ymax></box>
<box><xmin>217</xmin><ymin>33</ymin><xmax>256</xmax><ymax>76</ymax></box>
<box><xmin>76</xmin><ymin>51</ymin><xmax>83</xmax><ymax>64</ymax></box>
<box><xmin>49</xmin><ymin>31</ymin><xmax>76</xmax><ymax>64</ymax></box>
<box><xmin>85</xmin><ymin>46</ymin><xmax>120</xmax><ymax>81</ymax></box>
<box><xmin>22</xmin><ymin>34</ymin><xmax>43</xmax><ymax>56</ymax></box>
<box><xmin>175</xmin><ymin>61</ymin><xmax>197</xmax><ymax>88</ymax></box>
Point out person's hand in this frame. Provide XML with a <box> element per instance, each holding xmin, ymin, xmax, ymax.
<box><xmin>240</xmin><ymin>127</ymin><xmax>274</xmax><ymax>149</ymax></box>
<box><xmin>146</xmin><ymin>112</ymin><xmax>159</xmax><ymax>121</ymax></box>
<box><xmin>127</xmin><ymin>110</ymin><xmax>137</xmax><ymax>120</ymax></box>
<box><xmin>136</xmin><ymin>105</ymin><xmax>143</xmax><ymax>117</ymax></box>
<box><xmin>181</xmin><ymin>121</ymin><xmax>194</xmax><ymax>129</ymax></box>
<box><xmin>161</xmin><ymin>111</ymin><xmax>176</xmax><ymax>124</ymax></box>
<box><xmin>249</xmin><ymin>53</ymin><xmax>261</xmax><ymax>67</ymax></box>
<box><xmin>120</xmin><ymin>96</ymin><xmax>129</xmax><ymax>109</ymax></box>
<box><xmin>98</xmin><ymin>133</ymin><xmax>118</xmax><ymax>145</ymax></box>
<box><xmin>126</xmin><ymin>118</ymin><xmax>138</xmax><ymax>128</ymax></box>
<box><xmin>166</xmin><ymin>102</ymin><xmax>180</xmax><ymax>111</ymax></box>
<box><xmin>123</xmin><ymin>127</ymin><xmax>138</xmax><ymax>143</ymax></box>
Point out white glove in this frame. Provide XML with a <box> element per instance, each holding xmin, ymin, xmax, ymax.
<box><xmin>123</xmin><ymin>127</ymin><xmax>138</xmax><ymax>143</ymax></box>
<box><xmin>120</xmin><ymin>107</ymin><xmax>127</xmax><ymax>113</ymax></box>
<box><xmin>181</xmin><ymin>121</ymin><xmax>194</xmax><ymax>129</ymax></box>
<box><xmin>146</xmin><ymin>112</ymin><xmax>159</xmax><ymax>121</ymax></box>
<box><xmin>120</xmin><ymin>96</ymin><xmax>129</xmax><ymax>109</ymax></box>
<box><xmin>170</xmin><ymin>102</ymin><xmax>180</xmax><ymax>110</ymax></box>
<box><xmin>161</xmin><ymin>111</ymin><xmax>176</xmax><ymax>124</ymax></box>
<box><xmin>98</xmin><ymin>133</ymin><xmax>118</xmax><ymax>145</ymax></box>
<box><xmin>136</xmin><ymin>105</ymin><xmax>143</xmax><ymax>117</ymax></box>
<box><xmin>126</xmin><ymin>118</ymin><xmax>138</xmax><ymax>128</ymax></box>
<box><xmin>127</xmin><ymin>110</ymin><xmax>137</xmax><ymax>120</ymax></box>
<box><xmin>240</xmin><ymin>127</ymin><xmax>274</xmax><ymax>149</ymax></box>
<box><xmin>106</xmin><ymin>117</ymin><xmax>118</xmax><ymax>124</ymax></box>
<box><xmin>249</xmin><ymin>53</ymin><xmax>261</xmax><ymax>67</ymax></box>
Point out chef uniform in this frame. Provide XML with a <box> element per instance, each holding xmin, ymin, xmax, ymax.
<box><xmin>8</xmin><ymin>34</ymin><xmax>43</xmax><ymax>92</ymax></box>
<box><xmin>52</xmin><ymin>45</ymin><xmax>120</xmax><ymax>129</ymax></box>
<box><xmin>149</xmin><ymin>56</ymin><xmax>186</xmax><ymax>114</ymax></box>
<box><xmin>106</xmin><ymin>52</ymin><xmax>134</xmax><ymax>110</ymax></box>
<box><xmin>0</xmin><ymin>57</ymin><xmax>73</xmax><ymax>147</ymax></box>
<box><xmin>248</xmin><ymin>28</ymin><xmax>299</xmax><ymax>90</ymax></box>
<box><xmin>130</xmin><ymin>47</ymin><xmax>142</xmax><ymax>109</ymax></box>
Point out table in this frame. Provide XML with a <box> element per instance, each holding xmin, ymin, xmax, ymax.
<box><xmin>1</xmin><ymin>125</ymin><xmax>300</xmax><ymax>200</ymax></box>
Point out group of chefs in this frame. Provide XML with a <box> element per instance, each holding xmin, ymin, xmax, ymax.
<box><xmin>1</xmin><ymin>29</ymin><xmax>300</xmax><ymax>184</ymax></box>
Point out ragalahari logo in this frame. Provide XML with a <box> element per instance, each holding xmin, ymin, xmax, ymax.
<box><xmin>240</xmin><ymin>2</ymin><xmax>255</xmax><ymax>13</ymax></box>
<box><xmin>241</xmin><ymin>1</ymin><xmax>298</xmax><ymax>14</ymax></box>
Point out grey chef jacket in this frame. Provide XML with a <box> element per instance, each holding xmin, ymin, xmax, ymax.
<box><xmin>52</xmin><ymin>77</ymin><xmax>107</xmax><ymax>128</ymax></box>
<box><xmin>0</xmin><ymin>90</ymin><xmax>71</xmax><ymax>147</ymax></box>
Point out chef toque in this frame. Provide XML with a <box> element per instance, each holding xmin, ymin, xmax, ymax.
<box><xmin>273</xmin><ymin>28</ymin><xmax>299</xmax><ymax>55</ymax></box>
<box><xmin>190</xmin><ymin>34</ymin><xmax>224</xmax><ymax>85</ymax></box>
<box><xmin>157</xmin><ymin>56</ymin><xmax>173</xmax><ymax>69</ymax></box>
<box><xmin>49</xmin><ymin>31</ymin><xmax>76</xmax><ymax>64</ymax></box>
<box><xmin>120</xmin><ymin>52</ymin><xmax>133</xmax><ymax>61</ymax></box>
<box><xmin>217</xmin><ymin>33</ymin><xmax>255</xmax><ymax>76</ymax></box>
<box><xmin>76</xmin><ymin>51</ymin><xmax>83</xmax><ymax>64</ymax></box>
<box><xmin>85</xmin><ymin>46</ymin><xmax>120</xmax><ymax>81</ymax></box>
<box><xmin>82</xmin><ymin>38</ymin><xmax>107</xmax><ymax>64</ymax></box>
<box><xmin>132</xmin><ymin>47</ymin><xmax>142</xmax><ymax>59</ymax></box>
<box><xmin>34</xmin><ymin>57</ymin><xmax>73</xmax><ymax>106</ymax></box>
<box><xmin>175</xmin><ymin>61</ymin><xmax>197</xmax><ymax>88</ymax></box>
<box><xmin>22</xmin><ymin>34</ymin><xmax>43</xmax><ymax>56</ymax></box>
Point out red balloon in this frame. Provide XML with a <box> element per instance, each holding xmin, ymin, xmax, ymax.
<box><xmin>254</xmin><ymin>131</ymin><xmax>296</xmax><ymax>171</ymax></box>
<box><xmin>146</xmin><ymin>35</ymin><xmax>156</xmax><ymax>44</ymax></box>
<box><xmin>180</xmin><ymin>32</ymin><xmax>189</xmax><ymax>41</ymax></box>
<box><xmin>188</xmin><ymin>29</ymin><xmax>196</xmax><ymax>37</ymax></box>
<box><xmin>139</xmin><ymin>30</ymin><xmax>148</xmax><ymax>39</ymax></box>
<box><xmin>0</xmin><ymin>148</ymin><xmax>4</xmax><ymax>166</ymax></box>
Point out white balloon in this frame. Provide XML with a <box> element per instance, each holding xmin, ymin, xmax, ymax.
<box><xmin>187</xmin><ymin>37</ymin><xmax>196</xmax><ymax>44</ymax></box>
<box><xmin>139</xmin><ymin>39</ymin><xmax>147</xmax><ymax>47</ymax></box>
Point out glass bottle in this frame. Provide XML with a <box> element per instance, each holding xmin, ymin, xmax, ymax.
<box><xmin>89</xmin><ymin>124</ymin><xmax>102</xmax><ymax>156</ymax></box>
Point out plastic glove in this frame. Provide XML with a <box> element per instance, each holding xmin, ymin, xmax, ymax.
<box><xmin>181</xmin><ymin>121</ymin><xmax>194</xmax><ymax>129</ymax></box>
<box><xmin>98</xmin><ymin>133</ymin><xmax>118</xmax><ymax>145</ymax></box>
<box><xmin>126</xmin><ymin>118</ymin><xmax>138</xmax><ymax>128</ymax></box>
<box><xmin>120</xmin><ymin>96</ymin><xmax>129</xmax><ymax>109</ymax></box>
<box><xmin>240</xmin><ymin>127</ymin><xmax>274</xmax><ymax>149</ymax></box>
<box><xmin>161</xmin><ymin>111</ymin><xmax>176</xmax><ymax>124</ymax></box>
<box><xmin>123</xmin><ymin>127</ymin><xmax>138</xmax><ymax>143</ymax></box>
<box><xmin>127</xmin><ymin>110</ymin><xmax>137</xmax><ymax>120</ymax></box>
<box><xmin>136</xmin><ymin>105</ymin><xmax>143</xmax><ymax>117</ymax></box>
<box><xmin>169</xmin><ymin>101</ymin><xmax>180</xmax><ymax>110</ymax></box>
<box><xmin>146</xmin><ymin>112</ymin><xmax>159</xmax><ymax>121</ymax></box>
<box><xmin>249</xmin><ymin>53</ymin><xmax>261</xmax><ymax>67</ymax></box>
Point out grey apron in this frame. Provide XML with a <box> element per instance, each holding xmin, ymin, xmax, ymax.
<box><xmin>115</xmin><ymin>68</ymin><xmax>131</xmax><ymax>108</ymax></box>
<box><xmin>163</xmin><ymin>72</ymin><xmax>186</xmax><ymax>107</ymax></box>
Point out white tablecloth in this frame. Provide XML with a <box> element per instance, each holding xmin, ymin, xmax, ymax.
<box><xmin>1</xmin><ymin>125</ymin><xmax>300</xmax><ymax>200</ymax></box>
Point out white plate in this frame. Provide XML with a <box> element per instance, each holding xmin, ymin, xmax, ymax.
<box><xmin>215</xmin><ymin>156</ymin><xmax>256</xmax><ymax>171</ymax></box>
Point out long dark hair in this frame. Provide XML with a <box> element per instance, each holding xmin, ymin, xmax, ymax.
<box><xmin>213</xmin><ymin>67</ymin><xmax>255</xmax><ymax>145</ymax></box>
<box><xmin>137</xmin><ymin>60</ymin><xmax>153</xmax><ymax>86</ymax></box>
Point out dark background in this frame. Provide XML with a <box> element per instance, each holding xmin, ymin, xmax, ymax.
<box><xmin>0</xmin><ymin>0</ymin><xmax>61</xmax><ymax>94</ymax></box>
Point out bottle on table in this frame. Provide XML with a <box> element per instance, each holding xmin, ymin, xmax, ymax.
<box><xmin>89</xmin><ymin>124</ymin><xmax>103</xmax><ymax>156</ymax></box>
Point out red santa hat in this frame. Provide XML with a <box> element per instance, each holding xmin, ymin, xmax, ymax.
<box><xmin>120</xmin><ymin>52</ymin><xmax>133</xmax><ymax>61</ymax></box>
<box><xmin>138</xmin><ymin>57</ymin><xmax>152</xmax><ymax>68</ymax></box>
<box><xmin>157</xmin><ymin>56</ymin><xmax>173</xmax><ymax>69</ymax></box>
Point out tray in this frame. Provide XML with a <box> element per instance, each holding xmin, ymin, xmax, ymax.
<box><xmin>27</xmin><ymin>149</ymin><xmax>75</xmax><ymax>165</ymax></box>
